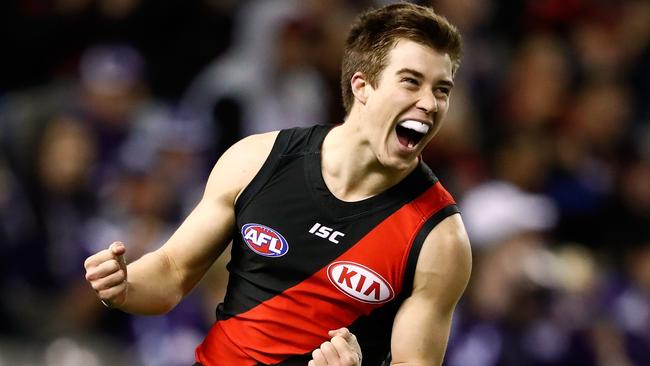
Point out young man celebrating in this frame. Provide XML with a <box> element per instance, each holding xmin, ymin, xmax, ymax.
<box><xmin>84</xmin><ymin>3</ymin><xmax>471</xmax><ymax>365</ymax></box>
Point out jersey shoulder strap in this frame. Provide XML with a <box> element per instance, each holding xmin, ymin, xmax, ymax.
<box><xmin>234</xmin><ymin>125</ymin><xmax>330</xmax><ymax>212</ymax></box>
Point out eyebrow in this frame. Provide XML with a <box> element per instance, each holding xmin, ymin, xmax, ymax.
<box><xmin>396</xmin><ymin>68</ymin><xmax>455</xmax><ymax>88</ymax></box>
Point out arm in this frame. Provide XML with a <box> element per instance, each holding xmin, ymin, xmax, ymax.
<box><xmin>84</xmin><ymin>131</ymin><xmax>279</xmax><ymax>315</ymax></box>
<box><xmin>390</xmin><ymin>214</ymin><xmax>472</xmax><ymax>365</ymax></box>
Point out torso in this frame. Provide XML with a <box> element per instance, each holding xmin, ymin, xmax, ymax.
<box><xmin>196</xmin><ymin>125</ymin><xmax>459</xmax><ymax>365</ymax></box>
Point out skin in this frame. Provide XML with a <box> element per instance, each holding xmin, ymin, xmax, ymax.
<box><xmin>323</xmin><ymin>39</ymin><xmax>471</xmax><ymax>365</ymax></box>
<box><xmin>84</xmin><ymin>39</ymin><xmax>471</xmax><ymax>365</ymax></box>
<box><xmin>310</xmin><ymin>328</ymin><xmax>362</xmax><ymax>366</ymax></box>
<box><xmin>322</xmin><ymin>40</ymin><xmax>455</xmax><ymax>201</ymax></box>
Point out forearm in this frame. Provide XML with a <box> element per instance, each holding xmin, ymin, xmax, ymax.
<box><xmin>118</xmin><ymin>250</ymin><xmax>185</xmax><ymax>315</ymax></box>
<box><xmin>87</xmin><ymin>135</ymin><xmax>264</xmax><ymax>315</ymax></box>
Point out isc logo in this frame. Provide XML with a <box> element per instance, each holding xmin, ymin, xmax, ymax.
<box><xmin>309</xmin><ymin>223</ymin><xmax>345</xmax><ymax>244</ymax></box>
<box><xmin>241</xmin><ymin>223</ymin><xmax>289</xmax><ymax>257</ymax></box>
<box><xmin>327</xmin><ymin>261</ymin><xmax>394</xmax><ymax>304</ymax></box>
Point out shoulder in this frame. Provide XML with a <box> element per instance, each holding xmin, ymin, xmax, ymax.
<box><xmin>222</xmin><ymin>131</ymin><xmax>280</xmax><ymax>166</ymax></box>
<box><xmin>204</xmin><ymin>131</ymin><xmax>280</xmax><ymax>204</ymax></box>
<box><xmin>413</xmin><ymin>214</ymin><xmax>472</xmax><ymax>309</ymax></box>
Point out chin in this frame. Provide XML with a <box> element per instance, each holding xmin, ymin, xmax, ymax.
<box><xmin>380</xmin><ymin>154</ymin><xmax>419</xmax><ymax>172</ymax></box>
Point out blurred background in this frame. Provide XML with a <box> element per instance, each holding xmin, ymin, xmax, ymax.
<box><xmin>0</xmin><ymin>0</ymin><xmax>648</xmax><ymax>365</ymax></box>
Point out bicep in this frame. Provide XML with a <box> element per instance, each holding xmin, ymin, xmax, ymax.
<box><xmin>157</xmin><ymin>132</ymin><xmax>279</xmax><ymax>294</ymax></box>
<box><xmin>390</xmin><ymin>214</ymin><xmax>472</xmax><ymax>365</ymax></box>
<box><xmin>159</xmin><ymin>190</ymin><xmax>236</xmax><ymax>295</ymax></box>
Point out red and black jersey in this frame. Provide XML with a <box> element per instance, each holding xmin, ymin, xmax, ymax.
<box><xmin>195</xmin><ymin>125</ymin><xmax>459</xmax><ymax>365</ymax></box>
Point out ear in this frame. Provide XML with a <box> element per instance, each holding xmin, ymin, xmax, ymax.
<box><xmin>350</xmin><ymin>72</ymin><xmax>370</xmax><ymax>105</ymax></box>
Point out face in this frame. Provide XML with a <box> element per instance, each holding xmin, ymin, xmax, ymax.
<box><xmin>355</xmin><ymin>39</ymin><xmax>454</xmax><ymax>170</ymax></box>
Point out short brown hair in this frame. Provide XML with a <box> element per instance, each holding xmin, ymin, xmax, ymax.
<box><xmin>341</xmin><ymin>2</ymin><xmax>462</xmax><ymax>115</ymax></box>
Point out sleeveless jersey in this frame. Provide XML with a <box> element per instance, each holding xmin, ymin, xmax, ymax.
<box><xmin>195</xmin><ymin>125</ymin><xmax>459</xmax><ymax>365</ymax></box>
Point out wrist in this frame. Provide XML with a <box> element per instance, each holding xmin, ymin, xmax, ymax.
<box><xmin>100</xmin><ymin>299</ymin><xmax>113</xmax><ymax>308</ymax></box>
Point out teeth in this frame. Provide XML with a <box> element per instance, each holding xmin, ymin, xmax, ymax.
<box><xmin>408</xmin><ymin>141</ymin><xmax>414</xmax><ymax>148</ymax></box>
<box><xmin>399</xmin><ymin>120</ymin><xmax>430</xmax><ymax>134</ymax></box>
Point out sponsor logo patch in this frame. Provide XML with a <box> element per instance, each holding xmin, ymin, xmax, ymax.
<box><xmin>327</xmin><ymin>261</ymin><xmax>394</xmax><ymax>304</ymax></box>
<box><xmin>241</xmin><ymin>223</ymin><xmax>289</xmax><ymax>257</ymax></box>
<box><xmin>309</xmin><ymin>222</ymin><xmax>345</xmax><ymax>244</ymax></box>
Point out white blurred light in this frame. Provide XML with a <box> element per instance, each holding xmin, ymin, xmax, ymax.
<box><xmin>44</xmin><ymin>338</ymin><xmax>102</xmax><ymax>366</ymax></box>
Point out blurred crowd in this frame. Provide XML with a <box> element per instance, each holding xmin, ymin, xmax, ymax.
<box><xmin>0</xmin><ymin>0</ymin><xmax>648</xmax><ymax>365</ymax></box>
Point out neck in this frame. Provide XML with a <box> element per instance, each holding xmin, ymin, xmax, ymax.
<box><xmin>321</xmin><ymin>117</ymin><xmax>418</xmax><ymax>202</ymax></box>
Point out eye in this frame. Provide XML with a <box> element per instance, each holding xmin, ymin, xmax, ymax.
<box><xmin>401</xmin><ymin>77</ymin><xmax>420</xmax><ymax>86</ymax></box>
<box><xmin>434</xmin><ymin>87</ymin><xmax>451</xmax><ymax>98</ymax></box>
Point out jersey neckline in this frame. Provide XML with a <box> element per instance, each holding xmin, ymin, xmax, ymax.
<box><xmin>304</xmin><ymin>124</ymin><xmax>437</xmax><ymax>221</ymax></box>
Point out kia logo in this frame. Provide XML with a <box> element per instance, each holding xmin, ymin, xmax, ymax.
<box><xmin>327</xmin><ymin>261</ymin><xmax>394</xmax><ymax>304</ymax></box>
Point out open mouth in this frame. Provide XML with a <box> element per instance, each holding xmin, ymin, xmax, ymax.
<box><xmin>395</xmin><ymin>120</ymin><xmax>430</xmax><ymax>149</ymax></box>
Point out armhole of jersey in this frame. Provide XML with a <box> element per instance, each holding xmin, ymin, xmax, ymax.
<box><xmin>401</xmin><ymin>204</ymin><xmax>461</xmax><ymax>298</ymax></box>
<box><xmin>234</xmin><ymin>129</ymin><xmax>294</xmax><ymax>213</ymax></box>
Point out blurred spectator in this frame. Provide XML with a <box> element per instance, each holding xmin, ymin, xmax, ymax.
<box><xmin>0</xmin><ymin>0</ymin><xmax>649</xmax><ymax>365</ymax></box>
<box><xmin>35</xmin><ymin>114</ymin><xmax>97</xmax><ymax>289</ymax></box>
<box><xmin>0</xmin><ymin>150</ymin><xmax>42</xmax><ymax>335</ymax></box>
<box><xmin>460</xmin><ymin>181</ymin><xmax>558</xmax><ymax>249</ymax></box>
<box><xmin>498</xmin><ymin>33</ymin><xmax>571</xmax><ymax>131</ymax></box>
<box><xmin>610</xmin><ymin>244</ymin><xmax>650</xmax><ymax>364</ymax></box>
<box><xmin>548</xmin><ymin>79</ymin><xmax>633</xmax><ymax>248</ymax></box>
<box><xmin>182</xmin><ymin>0</ymin><xmax>330</xmax><ymax>154</ymax></box>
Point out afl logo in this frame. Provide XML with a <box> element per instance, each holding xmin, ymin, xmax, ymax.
<box><xmin>327</xmin><ymin>261</ymin><xmax>394</xmax><ymax>304</ymax></box>
<box><xmin>241</xmin><ymin>223</ymin><xmax>289</xmax><ymax>257</ymax></box>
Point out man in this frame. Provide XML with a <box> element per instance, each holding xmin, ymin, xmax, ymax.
<box><xmin>84</xmin><ymin>3</ymin><xmax>471</xmax><ymax>365</ymax></box>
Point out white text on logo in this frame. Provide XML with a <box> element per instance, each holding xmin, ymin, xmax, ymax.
<box><xmin>327</xmin><ymin>261</ymin><xmax>394</xmax><ymax>303</ymax></box>
<box><xmin>244</xmin><ymin>229</ymin><xmax>283</xmax><ymax>255</ymax></box>
<box><xmin>241</xmin><ymin>223</ymin><xmax>289</xmax><ymax>257</ymax></box>
<box><xmin>309</xmin><ymin>223</ymin><xmax>345</xmax><ymax>244</ymax></box>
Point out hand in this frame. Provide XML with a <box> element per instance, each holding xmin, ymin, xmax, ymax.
<box><xmin>309</xmin><ymin>328</ymin><xmax>362</xmax><ymax>366</ymax></box>
<box><xmin>84</xmin><ymin>241</ymin><xmax>128</xmax><ymax>308</ymax></box>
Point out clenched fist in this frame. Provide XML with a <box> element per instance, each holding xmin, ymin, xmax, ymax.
<box><xmin>309</xmin><ymin>328</ymin><xmax>362</xmax><ymax>366</ymax></box>
<box><xmin>84</xmin><ymin>241</ymin><xmax>128</xmax><ymax>308</ymax></box>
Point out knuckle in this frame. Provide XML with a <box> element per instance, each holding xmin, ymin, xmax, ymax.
<box><xmin>106</xmin><ymin>275</ymin><xmax>120</xmax><ymax>286</ymax></box>
<box><xmin>95</xmin><ymin>278</ymin><xmax>110</xmax><ymax>291</ymax></box>
<box><xmin>99</xmin><ymin>260</ymin><xmax>115</xmax><ymax>274</ymax></box>
<box><xmin>97</xmin><ymin>289</ymin><xmax>111</xmax><ymax>299</ymax></box>
<box><xmin>99</xmin><ymin>285</ymin><xmax>123</xmax><ymax>300</ymax></box>
<box><xmin>109</xmin><ymin>259</ymin><xmax>120</xmax><ymax>271</ymax></box>
<box><xmin>331</xmin><ymin>336</ymin><xmax>346</xmax><ymax>347</ymax></box>
<box><xmin>114</xmin><ymin>271</ymin><xmax>126</xmax><ymax>282</ymax></box>
<box><xmin>343</xmin><ymin>353</ymin><xmax>357</xmax><ymax>364</ymax></box>
<box><xmin>95</xmin><ymin>276</ymin><xmax>123</xmax><ymax>292</ymax></box>
<box><xmin>112</xmin><ymin>283</ymin><xmax>125</xmax><ymax>295</ymax></box>
<box><xmin>112</xmin><ymin>276</ymin><xmax>126</xmax><ymax>289</ymax></box>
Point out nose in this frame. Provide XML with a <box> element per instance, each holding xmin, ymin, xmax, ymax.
<box><xmin>415</xmin><ymin>90</ymin><xmax>437</xmax><ymax>115</ymax></box>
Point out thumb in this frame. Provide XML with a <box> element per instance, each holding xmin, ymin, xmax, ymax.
<box><xmin>110</xmin><ymin>241</ymin><xmax>126</xmax><ymax>255</ymax></box>
<box><xmin>109</xmin><ymin>242</ymin><xmax>127</xmax><ymax>271</ymax></box>
<box><xmin>328</xmin><ymin>327</ymin><xmax>351</xmax><ymax>340</ymax></box>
